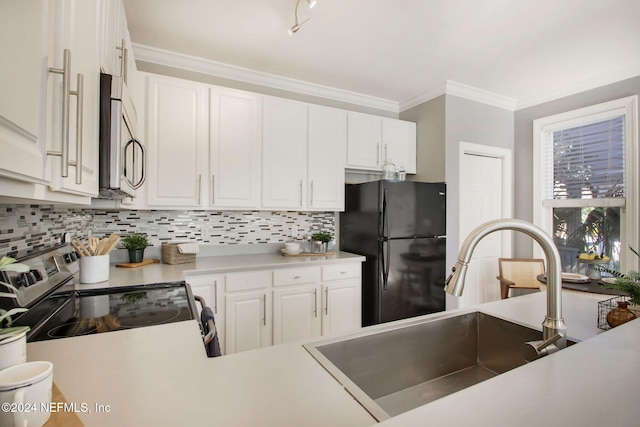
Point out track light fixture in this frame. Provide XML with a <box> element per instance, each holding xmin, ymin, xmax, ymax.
<box><xmin>288</xmin><ymin>0</ymin><xmax>317</xmax><ymax>36</ymax></box>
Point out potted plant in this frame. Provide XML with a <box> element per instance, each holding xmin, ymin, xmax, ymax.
<box><xmin>122</xmin><ymin>234</ymin><xmax>149</xmax><ymax>263</ymax></box>
<box><xmin>311</xmin><ymin>231</ymin><xmax>332</xmax><ymax>254</ymax></box>
<box><xmin>1</xmin><ymin>256</ymin><xmax>31</xmax><ymax>369</ymax></box>
<box><xmin>600</xmin><ymin>246</ymin><xmax>640</xmax><ymax>324</ymax></box>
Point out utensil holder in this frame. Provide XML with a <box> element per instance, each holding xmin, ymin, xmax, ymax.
<box><xmin>79</xmin><ymin>254</ymin><xmax>110</xmax><ymax>283</ymax></box>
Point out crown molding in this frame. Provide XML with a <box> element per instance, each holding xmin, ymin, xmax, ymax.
<box><xmin>132</xmin><ymin>43</ymin><xmax>400</xmax><ymax>113</ymax></box>
<box><xmin>515</xmin><ymin>61</ymin><xmax>640</xmax><ymax>110</ymax></box>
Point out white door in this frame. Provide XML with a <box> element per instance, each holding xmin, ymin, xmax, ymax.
<box><xmin>210</xmin><ymin>87</ymin><xmax>261</xmax><ymax>208</ymax></box>
<box><xmin>225</xmin><ymin>290</ymin><xmax>271</xmax><ymax>354</ymax></box>
<box><xmin>272</xmin><ymin>285</ymin><xmax>321</xmax><ymax>345</ymax></box>
<box><xmin>322</xmin><ymin>280</ymin><xmax>361</xmax><ymax>336</ymax></box>
<box><xmin>261</xmin><ymin>97</ymin><xmax>307</xmax><ymax>209</ymax></box>
<box><xmin>346</xmin><ymin>112</ymin><xmax>381</xmax><ymax>170</ymax></box>
<box><xmin>307</xmin><ymin>105</ymin><xmax>346</xmax><ymax>210</ymax></box>
<box><xmin>457</xmin><ymin>142</ymin><xmax>512</xmax><ymax>307</ymax></box>
<box><xmin>146</xmin><ymin>75</ymin><xmax>208</xmax><ymax>207</ymax></box>
<box><xmin>0</xmin><ymin>0</ymin><xmax>48</xmax><ymax>184</ymax></box>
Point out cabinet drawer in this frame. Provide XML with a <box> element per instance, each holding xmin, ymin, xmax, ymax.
<box><xmin>273</xmin><ymin>267</ymin><xmax>321</xmax><ymax>287</ymax></box>
<box><xmin>226</xmin><ymin>271</ymin><xmax>272</xmax><ymax>292</ymax></box>
<box><xmin>322</xmin><ymin>263</ymin><xmax>361</xmax><ymax>281</ymax></box>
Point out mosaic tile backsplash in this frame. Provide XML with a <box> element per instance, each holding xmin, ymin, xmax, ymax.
<box><xmin>0</xmin><ymin>205</ymin><xmax>335</xmax><ymax>259</ymax></box>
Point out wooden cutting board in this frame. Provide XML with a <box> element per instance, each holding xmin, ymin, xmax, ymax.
<box><xmin>115</xmin><ymin>259</ymin><xmax>161</xmax><ymax>268</ymax></box>
<box><xmin>282</xmin><ymin>252</ymin><xmax>334</xmax><ymax>257</ymax></box>
<box><xmin>44</xmin><ymin>383</ymin><xmax>84</xmax><ymax>426</ymax></box>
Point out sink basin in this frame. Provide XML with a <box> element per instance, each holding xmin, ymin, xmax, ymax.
<box><xmin>304</xmin><ymin>311</ymin><xmax>572</xmax><ymax>421</ymax></box>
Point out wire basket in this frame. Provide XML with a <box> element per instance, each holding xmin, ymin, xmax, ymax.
<box><xmin>597</xmin><ymin>295</ymin><xmax>637</xmax><ymax>330</ymax></box>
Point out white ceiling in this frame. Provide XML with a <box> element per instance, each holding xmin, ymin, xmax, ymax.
<box><xmin>123</xmin><ymin>0</ymin><xmax>640</xmax><ymax>111</ymax></box>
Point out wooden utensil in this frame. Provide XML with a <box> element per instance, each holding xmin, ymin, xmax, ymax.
<box><xmin>88</xmin><ymin>236</ymin><xmax>100</xmax><ymax>256</ymax></box>
<box><xmin>74</xmin><ymin>239</ymin><xmax>91</xmax><ymax>257</ymax></box>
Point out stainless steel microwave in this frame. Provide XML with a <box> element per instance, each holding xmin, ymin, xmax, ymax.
<box><xmin>98</xmin><ymin>73</ymin><xmax>145</xmax><ymax>199</ymax></box>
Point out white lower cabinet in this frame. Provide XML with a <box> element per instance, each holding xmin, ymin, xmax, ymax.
<box><xmin>321</xmin><ymin>264</ymin><xmax>362</xmax><ymax>336</ymax></box>
<box><xmin>186</xmin><ymin>261</ymin><xmax>362</xmax><ymax>356</ymax></box>
<box><xmin>224</xmin><ymin>271</ymin><xmax>272</xmax><ymax>354</ymax></box>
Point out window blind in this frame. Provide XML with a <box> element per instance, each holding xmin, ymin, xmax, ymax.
<box><xmin>550</xmin><ymin>116</ymin><xmax>625</xmax><ymax>199</ymax></box>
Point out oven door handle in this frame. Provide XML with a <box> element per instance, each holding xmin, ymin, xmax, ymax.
<box><xmin>194</xmin><ymin>295</ymin><xmax>215</xmax><ymax>345</ymax></box>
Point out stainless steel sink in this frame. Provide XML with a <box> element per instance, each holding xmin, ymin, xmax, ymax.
<box><xmin>304</xmin><ymin>311</ymin><xmax>572</xmax><ymax>421</ymax></box>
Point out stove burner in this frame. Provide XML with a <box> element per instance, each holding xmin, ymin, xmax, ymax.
<box><xmin>47</xmin><ymin>319</ymin><xmax>104</xmax><ymax>338</ymax></box>
<box><xmin>114</xmin><ymin>307</ymin><xmax>182</xmax><ymax>328</ymax></box>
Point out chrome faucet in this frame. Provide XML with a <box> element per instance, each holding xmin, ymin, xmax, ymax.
<box><xmin>445</xmin><ymin>218</ymin><xmax>567</xmax><ymax>359</ymax></box>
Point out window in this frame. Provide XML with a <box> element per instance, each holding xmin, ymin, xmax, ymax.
<box><xmin>533</xmin><ymin>96</ymin><xmax>638</xmax><ymax>274</ymax></box>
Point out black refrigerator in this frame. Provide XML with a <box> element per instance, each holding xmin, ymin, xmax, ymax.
<box><xmin>340</xmin><ymin>181</ymin><xmax>446</xmax><ymax>326</ymax></box>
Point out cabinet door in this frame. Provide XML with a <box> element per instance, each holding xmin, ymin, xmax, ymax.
<box><xmin>322</xmin><ymin>280</ymin><xmax>361</xmax><ymax>336</ymax></box>
<box><xmin>308</xmin><ymin>105</ymin><xmax>346</xmax><ymax>211</ymax></box>
<box><xmin>146</xmin><ymin>75</ymin><xmax>208</xmax><ymax>207</ymax></box>
<box><xmin>382</xmin><ymin>119</ymin><xmax>417</xmax><ymax>174</ymax></box>
<box><xmin>0</xmin><ymin>0</ymin><xmax>48</xmax><ymax>184</ymax></box>
<box><xmin>273</xmin><ymin>284</ymin><xmax>321</xmax><ymax>345</ymax></box>
<box><xmin>98</xmin><ymin>0</ymin><xmax>122</xmax><ymax>77</ymax></box>
<box><xmin>187</xmin><ymin>275</ymin><xmax>225</xmax><ymax>354</ymax></box>
<box><xmin>225</xmin><ymin>290</ymin><xmax>271</xmax><ymax>354</ymax></box>
<box><xmin>46</xmin><ymin>0</ymin><xmax>100</xmax><ymax>197</ymax></box>
<box><xmin>346</xmin><ymin>112</ymin><xmax>382</xmax><ymax>170</ymax></box>
<box><xmin>210</xmin><ymin>87</ymin><xmax>261</xmax><ymax>208</ymax></box>
<box><xmin>262</xmin><ymin>97</ymin><xmax>307</xmax><ymax>209</ymax></box>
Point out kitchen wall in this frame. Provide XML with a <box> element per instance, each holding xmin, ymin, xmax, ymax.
<box><xmin>513</xmin><ymin>74</ymin><xmax>640</xmax><ymax>257</ymax></box>
<box><xmin>0</xmin><ymin>204</ymin><xmax>335</xmax><ymax>259</ymax></box>
<box><xmin>400</xmin><ymin>95</ymin><xmax>446</xmax><ymax>183</ymax></box>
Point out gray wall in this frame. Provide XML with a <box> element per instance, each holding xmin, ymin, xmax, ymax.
<box><xmin>513</xmin><ymin>75</ymin><xmax>640</xmax><ymax>257</ymax></box>
<box><xmin>400</xmin><ymin>95</ymin><xmax>446</xmax><ymax>182</ymax></box>
<box><xmin>444</xmin><ymin>95</ymin><xmax>514</xmax><ymax>299</ymax></box>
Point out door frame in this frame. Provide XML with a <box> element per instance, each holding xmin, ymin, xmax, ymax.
<box><xmin>456</xmin><ymin>141</ymin><xmax>513</xmax><ymax>306</ymax></box>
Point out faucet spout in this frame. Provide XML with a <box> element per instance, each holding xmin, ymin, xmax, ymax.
<box><xmin>445</xmin><ymin>218</ymin><xmax>567</xmax><ymax>345</ymax></box>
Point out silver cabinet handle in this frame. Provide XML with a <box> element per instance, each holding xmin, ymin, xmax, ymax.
<box><xmin>198</xmin><ymin>174</ymin><xmax>203</xmax><ymax>204</ymax></box>
<box><xmin>116</xmin><ymin>39</ymin><xmax>128</xmax><ymax>85</ymax></box>
<box><xmin>299</xmin><ymin>180</ymin><xmax>303</xmax><ymax>206</ymax></box>
<box><xmin>47</xmin><ymin>49</ymin><xmax>71</xmax><ymax>178</ymax></box>
<box><xmin>384</xmin><ymin>144</ymin><xmax>389</xmax><ymax>163</ymax></box>
<box><xmin>262</xmin><ymin>294</ymin><xmax>267</xmax><ymax>326</ymax></box>
<box><xmin>376</xmin><ymin>143</ymin><xmax>380</xmax><ymax>167</ymax></box>
<box><xmin>313</xmin><ymin>288</ymin><xmax>318</xmax><ymax>317</ymax></box>
<box><xmin>71</xmin><ymin>73</ymin><xmax>83</xmax><ymax>185</ymax></box>
<box><xmin>324</xmin><ymin>287</ymin><xmax>329</xmax><ymax>315</ymax></box>
<box><xmin>309</xmin><ymin>180</ymin><xmax>314</xmax><ymax>206</ymax></box>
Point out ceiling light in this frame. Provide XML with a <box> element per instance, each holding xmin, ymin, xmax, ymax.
<box><xmin>288</xmin><ymin>0</ymin><xmax>314</xmax><ymax>36</ymax></box>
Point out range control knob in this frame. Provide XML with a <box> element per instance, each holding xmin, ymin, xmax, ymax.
<box><xmin>20</xmin><ymin>272</ymin><xmax>37</xmax><ymax>287</ymax></box>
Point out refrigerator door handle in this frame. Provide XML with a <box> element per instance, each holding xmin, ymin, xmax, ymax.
<box><xmin>381</xmin><ymin>239</ymin><xmax>391</xmax><ymax>291</ymax></box>
<box><xmin>381</xmin><ymin>188</ymin><xmax>388</xmax><ymax>238</ymax></box>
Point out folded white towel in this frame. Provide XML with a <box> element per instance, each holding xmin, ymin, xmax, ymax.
<box><xmin>177</xmin><ymin>243</ymin><xmax>199</xmax><ymax>254</ymax></box>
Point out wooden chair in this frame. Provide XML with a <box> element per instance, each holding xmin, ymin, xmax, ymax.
<box><xmin>496</xmin><ymin>258</ymin><xmax>545</xmax><ymax>299</ymax></box>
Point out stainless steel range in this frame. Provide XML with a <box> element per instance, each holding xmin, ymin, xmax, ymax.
<box><xmin>0</xmin><ymin>245</ymin><xmax>202</xmax><ymax>344</ymax></box>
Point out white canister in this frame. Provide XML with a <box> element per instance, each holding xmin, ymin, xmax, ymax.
<box><xmin>79</xmin><ymin>254</ymin><xmax>110</xmax><ymax>284</ymax></box>
<box><xmin>0</xmin><ymin>361</ymin><xmax>53</xmax><ymax>427</ymax></box>
<box><xmin>0</xmin><ymin>329</ymin><xmax>28</xmax><ymax>371</ymax></box>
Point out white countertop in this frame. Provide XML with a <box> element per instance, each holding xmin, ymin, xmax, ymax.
<box><xmin>27</xmin><ymin>287</ymin><xmax>639</xmax><ymax>427</ymax></box>
<box><xmin>78</xmin><ymin>251</ymin><xmax>365</xmax><ymax>290</ymax></box>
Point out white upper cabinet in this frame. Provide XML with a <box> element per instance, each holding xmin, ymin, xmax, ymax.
<box><xmin>262</xmin><ymin>97</ymin><xmax>308</xmax><ymax>209</ymax></box>
<box><xmin>145</xmin><ymin>74</ymin><xmax>261</xmax><ymax>209</ymax></box>
<box><xmin>0</xmin><ymin>0</ymin><xmax>100</xmax><ymax>201</ymax></box>
<box><xmin>0</xmin><ymin>0</ymin><xmax>48</xmax><ymax>184</ymax></box>
<box><xmin>146</xmin><ymin>74</ymin><xmax>208</xmax><ymax>207</ymax></box>
<box><xmin>307</xmin><ymin>105</ymin><xmax>347</xmax><ymax>211</ymax></box>
<box><xmin>210</xmin><ymin>87</ymin><xmax>261</xmax><ymax>208</ymax></box>
<box><xmin>346</xmin><ymin>112</ymin><xmax>382</xmax><ymax>170</ymax></box>
<box><xmin>382</xmin><ymin>118</ymin><xmax>417</xmax><ymax>174</ymax></box>
<box><xmin>346</xmin><ymin>112</ymin><xmax>417</xmax><ymax>175</ymax></box>
<box><xmin>45</xmin><ymin>0</ymin><xmax>101</xmax><ymax>197</ymax></box>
